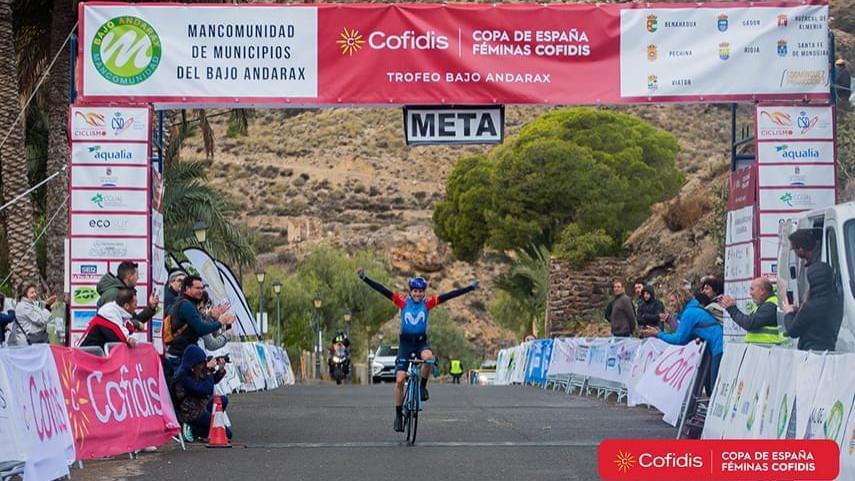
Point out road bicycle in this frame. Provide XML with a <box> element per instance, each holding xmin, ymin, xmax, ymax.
<box><xmin>401</xmin><ymin>357</ymin><xmax>436</xmax><ymax>445</ymax></box>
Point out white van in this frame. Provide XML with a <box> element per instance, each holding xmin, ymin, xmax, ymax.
<box><xmin>777</xmin><ymin>201</ymin><xmax>855</xmax><ymax>353</ymax></box>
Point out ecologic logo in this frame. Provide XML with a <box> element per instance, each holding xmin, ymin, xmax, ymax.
<box><xmin>92</xmin><ymin>16</ymin><xmax>161</xmax><ymax>85</ymax></box>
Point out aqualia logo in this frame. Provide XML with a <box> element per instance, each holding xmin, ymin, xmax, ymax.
<box><xmin>92</xmin><ymin>16</ymin><xmax>161</xmax><ymax>85</ymax></box>
<box><xmin>775</xmin><ymin>144</ymin><xmax>820</xmax><ymax>160</ymax></box>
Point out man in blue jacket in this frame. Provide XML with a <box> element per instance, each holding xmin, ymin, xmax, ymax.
<box><xmin>165</xmin><ymin>276</ymin><xmax>233</xmax><ymax>376</ymax></box>
<box><xmin>641</xmin><ymin>289</ymin><xmax>724</xmax><ymax>395</ymax></box>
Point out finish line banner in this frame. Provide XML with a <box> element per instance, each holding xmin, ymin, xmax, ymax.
<box><xmin>78</xmin><ymin>2</ymin><xmax>830</xmax><ymax>106</ymax></box>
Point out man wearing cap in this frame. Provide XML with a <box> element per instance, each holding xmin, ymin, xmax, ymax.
<box><xmin>835</xmin><ymin>59</ymin><xmax>851</xmax><ymax>106</ymax></box>
<box><xmin>165</xmin><ymin>270</ymin><xmax>187</xmax><ymax>316</ymax></box>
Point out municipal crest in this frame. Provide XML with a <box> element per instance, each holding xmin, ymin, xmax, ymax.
<box><xmin>719</xmin><ymin>42</ymin><xmax>730</xmax><ymax>60</ymax></box>
<box><xmin>777</xmin><ymin>40</ymin><xmax>788</xmax><ymax>57</ymax></box>
<box><xmin>717</xmin><ymin>14</ymin><xmax>729</xmax><ymax>32</ymax></box>
<box><xmin>647</xmin><ymin>74</ymin><xmax>658</xmax><ymax>91</ymax></box>
<box><xmin>646</xmin><ymin>15</ymin><xmax>658</xmax><ymax>33</ymax></box>
<box><xmin>647</xmin><ymin>44</ymin><xmax>658</xmax><ymax>61</ymax></box>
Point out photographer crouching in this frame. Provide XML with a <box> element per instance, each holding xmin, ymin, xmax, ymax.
<box><xmin>174</xmin><ymin>345</ymin><xmax>233</xmax><ymax>443</ymax></box>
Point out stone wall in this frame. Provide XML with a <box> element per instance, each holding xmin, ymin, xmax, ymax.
<box><xmin>547</xmin><ymin>257</ymin><xmax>625</xmax><ymax>336</ymax></box>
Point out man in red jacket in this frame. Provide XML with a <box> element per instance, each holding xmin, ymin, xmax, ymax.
<box><xmin>79</xmin><ymin>288</ymin><xmax>139</xmax><ymax>349</ymax></box>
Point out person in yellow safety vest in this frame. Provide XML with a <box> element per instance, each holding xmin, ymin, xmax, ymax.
<box><xmin>449</xmin><ymin>359</ymin><xmax>463</xmax><ymax>384</ymax></box>
<box><xmin>719</xmin><ymin>277</ymin><xmax>785</xmax><ymax>344</ymax></box>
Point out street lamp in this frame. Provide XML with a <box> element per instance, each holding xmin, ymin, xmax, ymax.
<box><xmin>192</xmin><ymin>220</ymin><xmax>208</xmax><ymax>244</ymax></box>
<box><xmin>366</xmin><ymin>325</ymin><xmax>373</xmax><ymax>384</ymax></box>
<box><xmin>312</xmin><ymin>293</ymin><xmax>322</xmax><ymax>380</ymax></box>
<box><xmin>273</xmin><ymin>280</ymin><xmax>282</xmax><ymax>346</ymax></box>
<box><xmin>343</xmin><ymin>309</ymin><xmax>352</xmax><ymax>338</ymax></box>
<box><xmin>256</xmin><ymin>267</ymin><xmax>265</xmax><ymax>338</ymax></box>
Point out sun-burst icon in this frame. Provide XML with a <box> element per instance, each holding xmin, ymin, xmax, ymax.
<box><xmin>613</xmin><ymin>450</ymin><xmax>637</xmax><ymax>473</ymax></box>
<box><xmin>60</xmin><ymin>357</ymin><xmax>92</xmax><ymax>448</ymax></box>
<box><xmin>337</xmin><ymin>27</ymin><xmax>365</xmax><ymax>56</ymax></box>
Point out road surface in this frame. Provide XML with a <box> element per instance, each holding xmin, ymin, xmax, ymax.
<box><xmin>74</xmin><ymin>383</ymin><xmax>675</xmax><ymax>481</ymax></box>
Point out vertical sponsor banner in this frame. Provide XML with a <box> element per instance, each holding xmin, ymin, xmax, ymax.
<box><xmin>494</xmin><ymin>348</ymin><xmax>510</xmax><ymax>385</ymax></box>
<box><xmin>755</xmin><ymin>103</ymin><xmax>836</xmax><ymax>280</ymax></box>
<box><xmin>216</xmin><ymin>260</ymin><xmax>261</xmax><ymax>338</ymax></box>
<box><xmin>0</xmin><ymin>345</ymin><xmax>76</xmax><ymax>481</ymax></box>
<box><xmin>546</xmin><ymin>337</ymin><xmax>577</xmax><ymax>376</ymax></box>
<box><xmin>603</xmin><ymin>338</ymin><xmax>641</xmax><ymax>384</ymax></box>
<box><xmin>721</xmin><ymin>345</ymin><xmax>771</xmax><ymax>439</ymax></box>
<box><xmin>627</xmin><ymin>337</ymin><xmax>669</xmax><ymax>407</ymax></box>
<box><xmin>510</xmin><ymin>343</ymin><xmax>530</xmax><ymax>384</ymax></box>
<box><xmin>841</xmin><ymin>395</ymin><xmax>855</xmax><ymax>481</ymax></box>
<box><xmin>634</xmin><ymin>341</ymin><xmax>705</xmax><ymax>426</ymax></box>
<box><xmin>50</xmin><ymin>344</ymin><xmax>179</xmax><ymax>459</ymax></box>
<box><xmin>226</xmin><ymin>343</ymin><xmax>253</xmax><ymax>392</ymax></box>
<box><xmin>803</xmin><ymin>353</ymin><xmax>855</xmax><ymax>445</ymax></box>
<box><xmin>151</xmin><ymin>168</ymin><xmax>165</xmax><ymax>353</ymax></box>
<box><xmin>244</xmin><ymin>343</ymin><xmax>267</xmax><ymax>391</ymax></box>
<box><xmin>183</xmin><ymin>248</ymin><xmax>251</xmax><ymax>337</ymax></box>
<box><xmin>760</xmin><ymin>348</ymin><xmax>805</xmax><ymax>440</ymax></box>
<box><xmin>795</xmin><ymin>352</ymin><xmax>827</xmax><ymax>439</ymax></box>
<box><xmin>68</xmin><ymin>105</ymin><xmax>152</xmax><ymax>344</ymax></box>
<box><xmin>703</xmin><ymin>343</ymin><xmax>748</xmax><ymax>439</ymax></box>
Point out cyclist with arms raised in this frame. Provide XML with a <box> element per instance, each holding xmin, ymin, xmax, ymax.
<box><xmin>358</xmin><ymin>267</ymin><xmax>478</xmax><ymax>432</ymax></box>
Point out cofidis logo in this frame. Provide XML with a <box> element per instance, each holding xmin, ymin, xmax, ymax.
<box><xmin>337</xmin><ymin>27</ymin><xmax>449</xmax><ymax>56</ymax></box>
<box><xmin>599</xmin><ymin>439</ymin><xmax>839</xmax><ymax>480</ymax></box>
<box><xmin>92</xmin><ymin>16</ymin><xmax>161</xmax><ymax>85</ymax></box>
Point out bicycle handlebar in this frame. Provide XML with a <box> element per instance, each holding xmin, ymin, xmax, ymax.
<box><xmin>406</xmin><ymin>359</ymin><xmax>437</xmax><ymax>366</ymax></box>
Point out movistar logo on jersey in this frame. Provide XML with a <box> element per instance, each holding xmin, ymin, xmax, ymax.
<box><xmin>92</xmin><ymin>16</ymin><xmax>161</xmax><ymax>85</ymax></box>
<box><xmin>400</xmin><ymin>298</ymin><xmax>428</xmax><ymax>336</ymax></box>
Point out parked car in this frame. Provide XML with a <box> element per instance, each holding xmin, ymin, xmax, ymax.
<box><xmin>372</xmin><ymin>344</ymin><xmax>398</xmax><ymax>383</ymax></box>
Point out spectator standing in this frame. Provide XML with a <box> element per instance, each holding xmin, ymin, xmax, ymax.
<box><xmin>699</xmin><ymin>276</ymin><xmax>726</xmax><ymax>324</ymax></box>
<box><xmin>659</xmin><ymin>292</ymin><xmax>680</xmax><ymax>332</ymax></box>
<box><xmin>636</xmin><ymin>285</ymin><xmax>664</xmax><ymax>330</ymax></box>
<box><xmin>79</xmin><ymin>288</ymin><xmax>139</xmax><ymax>349</ymax></box>
<box><xmin>164</xmin><ymin>270</ymin><xmax>186</xmax><ymax>318</ymax></box>
<box><xmin>449</xmin><ymin>359</ymin><xmax>464</xmax><ymax>384</ymax></box>
<box><xmin>0</xmin><ymin>294</ymin><xmax>15</xmax><ymax>347</ymax></box>
<box><xmin>719</xmin><ymin>277</ymin><xmax>784</xmax><ymax>345</ymax></box>
<box><xmin>609</xmin><ymin>279</ymin><xmax>637</xmax><ymax>337</ymax></box>
<box><xmin>835</xmin><ymin>59</ymin><xmax>851</xmax><ymax>106</ymax></box>
<box><xmin>8</xmin><ymin>282</ymin><xmax>56</xmax><ymax>346</ymax></box>
<box><xmin>641</xmin><ymin>288</ymin><xmax>724</xmax><ymax>395</ymax></box>
<box><xmin>781</xmin><ymin>229</ymin><xmax>843</xmax><ymax>350</ymax></box>
<box><xmin>633</xmin><ymin>281</ymin><xmax>645</xmax><ymax>316</ymax></box>
<box><xmin>97</xmin><ymin>261</ymin><xmax>159</xmax><ymax>332</ymax></box>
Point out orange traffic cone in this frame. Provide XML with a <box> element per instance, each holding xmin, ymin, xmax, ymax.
<box><xmin>206</xmin><ymin>395</ymin><xmax>231</xmax><ymax>448</ymax></box>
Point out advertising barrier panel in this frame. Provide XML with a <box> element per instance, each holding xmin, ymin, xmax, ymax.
<box><xmin>50</xmin><ymin>344</ymin><xmax>179</xmax><ymax>459</ymax></box>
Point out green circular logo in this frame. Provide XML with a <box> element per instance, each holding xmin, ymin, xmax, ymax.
<box><xmin>92</xmin><ymin>16</ymin><xmax>161</xmax><ymax>85</ymax></box>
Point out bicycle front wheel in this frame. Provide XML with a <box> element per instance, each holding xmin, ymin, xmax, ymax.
<box><xmin>410</xmin><ymin>410</ymin><xmax>419</xmax><ymax>445</ymax></box>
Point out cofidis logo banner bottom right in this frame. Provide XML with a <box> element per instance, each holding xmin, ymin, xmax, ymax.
<box><xmin>598</xmin><ymin>439</ymin><xmax>839</xmax><ymax>480</ymax></box>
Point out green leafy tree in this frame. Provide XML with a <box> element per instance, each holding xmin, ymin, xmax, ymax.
<box><xmin>553</xmin><ymin>224</ymin><xmax>614</xmax><ymax>267</ymax></box>
<box><xmin>433</xmin><ymin>108</ymin><xmax>683</xmax><ymax>261</ymax></box>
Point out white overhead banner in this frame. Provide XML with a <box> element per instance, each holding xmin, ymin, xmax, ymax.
<box><xmin>81</xmin><ymin>5</ymin><xmax>319</xmax><ymax>100</ymax></box>
<box><xmin>620</xmin><ymin>6</ymin><xmax>829</xmax><ymax>99</ymax></box>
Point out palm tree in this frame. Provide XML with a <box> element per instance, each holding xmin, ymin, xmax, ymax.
<box><xmin>0</xmin><ymin>0</ymin><xmax>39</xmax><ymax>288</ymax></box>
<box><xmin>43</xmin><ymin>0</ymin><xmax>74</xmax><ymax>295</ymax></box>
<box><xmin>493</xmin><ymin>244</ymin><xmax>550</xmax><ymax>337</ymax></box>
<box><xmin>163</xmin><ymin>119</ymin><xmax>255</xmax><ymax>268</ymax></box>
